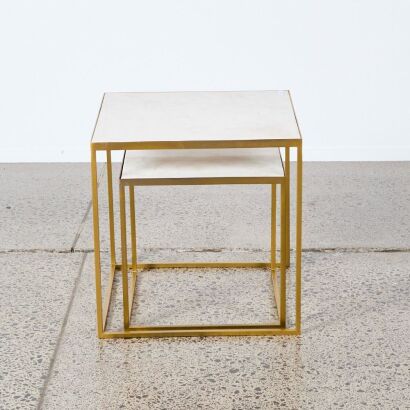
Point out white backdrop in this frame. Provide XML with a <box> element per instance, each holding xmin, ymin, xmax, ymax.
<box><xmin>0</xmin><ymin>0</ymin><xmax>409</xmax><ymax>162</ymax></box>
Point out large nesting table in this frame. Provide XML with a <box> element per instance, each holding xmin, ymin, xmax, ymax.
<box><xmin>91</xmin><ymin>90</ymin><xmax>302</xmax><ymax>339</ymax></box>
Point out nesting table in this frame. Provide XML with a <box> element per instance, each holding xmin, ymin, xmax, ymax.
<box><xmin>90</xmin><ymin>90</ymin><xmax>302</xmax><ymax>339</ymax></box>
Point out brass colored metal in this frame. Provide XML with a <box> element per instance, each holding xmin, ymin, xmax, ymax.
<box><xmin>280</xmin><ymin>183</ymin><xmax>287</xmax><ymax>327</ymax></box>
<box><xmin>285</xmin><ymin>147</ymin><xmax>290</xmax><ymax>267</ymax></box>
<box><xmin>127</xmin><ymin>178</ymin><xmax>138</xmax><ymax>321</ymax></box>
<box><xmin>124</xmin><ymin>262</ymin><xmax>279</xmax><ymax>270</ymax></box>
<box><xmin>91</xmin><ymin>146</ymin><xmax>103</xmax><ymax>338</ymax></box>
<box><xmin>118</xmin><ymin>178</ymin><xmax>288</xmax><ymax>337</ymax></box>
<box><xmin>271</xmin><ymin>184</ymin><xmax>276</xmax><ymax>271</ymax></box>
<box><xmin>129</xmin><ymin>186</ymin><xmax>137</xmax><ymax>272</ymax></box>
<box><xmin>115</xmin><ymin>263</ymin><xmax>282</xmax><ymax>270</ymax></box>
<box><xmin>128</xmin><ymin>323</ymin><xmax>281</xmax><ymax>331</ymax></box>
<box><xmin>101</xmin><ymin>327</ymin><xmax>300</xmax><ymax>339</ymax></box>
<box><xmin>106</xmin><ymin>150</ymin><xmax>116</xmax><ymax>269</ymax></box>
<box><xmin>289</xmin><ymin>90</ymin><xmax>302</xmax><ymax>335</ymax></box>
<box><xmin>270</xmin><ymin>184</ymin><xmax>281</xmax><ymax>317</ymax></box>
<box><xmin>92</xmin><ymin>138</ymin><xmax>301</xmax><ymax>152</ymax></box>
<box><xmin>93</xmin><ymin>150</ymin><xmax>302</xmax><ymax>338</ymax></box>
<box><xmin>295</xmin><ymin>145</ymin><xmax>303</xmax><ymax>334</ymax></box>
<box><xmin>119</xmin><ymin>184</ymin><xmax>130</xmax><ymax>329</ymax></box>
<box><xmin>121</xmin><ymin>176</ymin><xmax>285</xmax><ymax>186</ymax></box>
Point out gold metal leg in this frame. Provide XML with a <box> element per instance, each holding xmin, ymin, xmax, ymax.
<box><xmin>129</xmin><ymin>186</ymin><xmax>137</xmax><ymax>272</ymax></box>
<box><xmin>271</xmin><ymin>185</ymin><xmax>281</xmax><ymax>318</ymax></box>
<box><xmin>271</xmin><ymin>184</ymin><xmax>276</xmax><ymax>270</ymax></box>
<box><xmin>119</xmin><ymin>183</ymin><xmax>130</xmax><ymax>329</ymax></box>
<box><xmin>91</xmin><ymin>147</ymin><xmax>103</xmax><ymax>338</ymax></box>
<box><xmin>106</xmin><ymin>150</ymin><xmax>116</xmax><ymax>270</ymax></box>
<box><xmin>128</xmin><ymin>185</ymin><xmax>137</xmax><ymax>321</ymax></box>
<box><xmin>280</xmin><ymin>181</ymin><xmax>287</xmax><ymax>327</ymax></box>
<box><xmin>295</xmin><ymin>145</ymin><xmax>302</xmax><ymax>334</ymax></box>
<box><xmin>285</xmin><ymin>147</ymin><xmax>290</xmax><ymax>267</ymax></box>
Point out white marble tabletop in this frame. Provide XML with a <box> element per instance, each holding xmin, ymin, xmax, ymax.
<box><xmin>92</xmin><ymin>91</ymin><xmax>301</xmax><ymax>146</ymax></box>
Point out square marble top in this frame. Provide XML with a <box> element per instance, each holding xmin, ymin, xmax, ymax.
<box><xmin>91</xmin><ymin>91</ymin><xmax>301</xmax><ymax>145</ymax></box>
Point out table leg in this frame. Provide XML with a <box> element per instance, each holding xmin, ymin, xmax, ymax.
<box><xmin>106</xmin><ymin>150</ymin><xmax>116</xmax><ymax>270</ymax></box>
<box><xmin>295</xmin><ymin>144</ymin><xmax>302</xmax><ymax>333</ymax></box>
<box><xmin>285</xmin><ymin>147</ymin><xmax>290</xmax><ymax>267</ymax></box>
<box><xmin>91</xmin><ymin>147</ymin><xmax>104</xmax><ymax>338</ymax></box>
<box><xmin>129</xmin><ymin>186</ymin><xmax>138</xmax><ymax>321</ymax></box>
<box><xmin>271</xmin><ymin>184</ymin><xmax>276</xmax><ymax>270</ymax></box>
<box><xmin>129</xmin><ymin>185</ymin><xmax>137</xmax><ymax>272</ymax></box>
<box><xmin>271</xmin><ymin>184</ymin><xmax>281</xmax><ymax>318</ymax></box>
<box><xmin>280</xmin><ymin>181</ymin><xmax>287</xmax><ymax>327</ymax></box>
<box><xmin>120</xmin><ymin>183</ymin><xmax>130</xmax><ymax>329</ymax></box>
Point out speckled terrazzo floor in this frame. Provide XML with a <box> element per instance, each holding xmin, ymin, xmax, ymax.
<box><xmin>0</xmin><ymin>163</ymin><xmax>409</xmax><ymax>409</ymax></box>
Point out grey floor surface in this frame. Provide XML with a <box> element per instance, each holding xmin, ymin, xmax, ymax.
<box><xmin>0</xmin><ymin>162</ymin><xmax>409</xmax><ymax>409</ymax></box>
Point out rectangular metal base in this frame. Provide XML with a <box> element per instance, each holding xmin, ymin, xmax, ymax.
<box><xmin>91</xmin><ymin>144</ymin><xmax>302</xmax><ymax>339</ymax></box>
<box><xmin>101</xmin><ymin>262</ymin><xmax>299</xmax><ymax>339</ymax></box>
<box><xmin>101</xmin><ymin>328</ymin><xmax>300</xmax><ymax>339</ymax></box>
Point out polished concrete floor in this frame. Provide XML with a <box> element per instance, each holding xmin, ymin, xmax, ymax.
<box><xmin>0</xmin><ymin>162</ymin><xmax>409</xmax><ymax>409</ymax></box>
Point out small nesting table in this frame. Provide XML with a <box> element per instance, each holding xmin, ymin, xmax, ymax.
<box><xmin>91</xmin><ymin>91</ymin><xmax>302</xmax><ymax>339</ymax></box>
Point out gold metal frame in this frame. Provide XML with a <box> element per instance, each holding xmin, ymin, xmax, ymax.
<box><xmin>91</xmin><ymin>142</ymin><xmax>302</xmax><ymax>338</ymax></box>
<box><xmin>90</xmin><ymin>94</ymin><xmax>302</xmax><ymax>339</ymax></box>
<box><xmin>118</xmin><ymin>168</ymin><xmax>287</xmax><ymax>337</ymax></box>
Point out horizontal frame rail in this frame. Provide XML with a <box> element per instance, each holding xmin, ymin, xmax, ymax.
<box><xmin>121</xmin><ymin>177</ymin><xmax>286</xmax><ymax>186</ymax></box>
<box><xmin>91</xmin><ymin>139</ymin><xmax>302</xmax><ymax>151</ymax></box>
<box><xmin>115</xmin><ymin>262</ymin><xmax>283</xmax><ymax>270</ymax></box>
<box><xmin>101</xmin><ymin>328</ymin><xmax>300</xmax><ymax>338</ymax></box>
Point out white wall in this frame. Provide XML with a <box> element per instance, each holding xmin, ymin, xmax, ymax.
<box><xmin>0</xmin><ymin>0</ymin><xmax>409</xmax><ymax>162</ymax></box>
